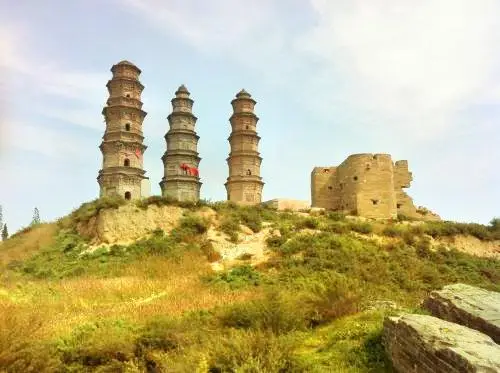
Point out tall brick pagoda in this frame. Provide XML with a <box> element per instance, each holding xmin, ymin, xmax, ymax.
<box><xmin>225</xmin><ymin>89</ymin><xmax>264</xmax><ymax>205</ymax></box>
<box><xmin>160</xmin><ymin>85</ymin><xmax>201</xmax><ymax>201</ymax></box>
<box><xmin>97</xmin><ymin>60</ymin><xmax>148</xmax><ymax>200</ymax></box>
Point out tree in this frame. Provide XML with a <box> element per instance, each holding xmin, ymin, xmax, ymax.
<box><xmin>1</xmin><ymin>224</ymin><xmax>7</xmax><ymax>241</ymax></box>
<box><xmin>31</xmin><ymin>207</ymin><xmax>40</xmax><ymax>226</ymax></box>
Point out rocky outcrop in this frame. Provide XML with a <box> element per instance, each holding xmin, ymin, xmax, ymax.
<box><xmin>384</xmin><ymin>314</ymin><xmax>500</xmax><ymax>372</ymax></box>
<box><xmin>423</xmin><ymin>283</ymin><xmax>500</xmax><ymax>343</ymax></box>
<box><xmin>76</xmin><ymin>204</ymin><xmax>184</xmax><ymax>245</ymax></box>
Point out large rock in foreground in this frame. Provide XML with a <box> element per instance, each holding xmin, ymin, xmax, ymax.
<box><xmin>384</xmin><ymin>314</ymin><xmax>500</xmax><ymax>373</ymax></box>
<box><xmin>423</xmin><ymin>283</ymin><xmax>500</xmax><ymax>343</ymax></box>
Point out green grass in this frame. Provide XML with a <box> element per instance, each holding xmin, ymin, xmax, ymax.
<box><xmin>0</xmin><ymin>202</ymin><xmax>499</xmax><ymax>372</ymax></box>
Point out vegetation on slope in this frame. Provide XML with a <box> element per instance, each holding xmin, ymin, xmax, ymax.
<box><xmin>0</xmin><ymin>198</ymin><xmax>499</xmax><ymax>372</ymax></box>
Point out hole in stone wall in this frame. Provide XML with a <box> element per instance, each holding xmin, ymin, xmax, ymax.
<box><xmin>124</xmin><ymin>158</ymin><xmax>130</xmax><ymax>167</ymax></box>
<box><xmin>371</xmin><ymin>199</ymin><xmax>379</xmax><ymax>205</ymax></box>
<box><xmin>126</xmin><ymin>94</ymin><xmax>131</xmax><ymax>98</ymax></box>
<box><xmin>125</xmin><ymin>123</ymin><xmax>130</xmax><ymax>131</ymax></box>
<box><xmin>328</xmin><ymin>186</ymin><xmax>333</xmax><ymax>190</ymax></box>
<box><xmin>353</xmin><ymin>176</ymin><xmax>358</xmax><ymax>181</ymax></box>
<box><xmin>246</xmin><ymin>169</ymin><xmax>252</xmax><ymax>176</ymax></box>
<box><xmin>397</xmin><ymin>203</ymin><xmax>402</xmax><ymax>208</ymax></box>
<box><xmin>125</xmin><ymin>191</ymin><xmax>131</xmax><ymax>200</ymax></box>
<box><xmin>246</xmin><ymin>125</ymin><xmax>249</xmax><ymax>130</ymax></box>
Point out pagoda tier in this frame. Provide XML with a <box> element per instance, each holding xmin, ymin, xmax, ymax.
<box><xmin>160</xmin><ymin>85</ymin><xmax>202</xmax><ymax>202</ymax></box>
<box><xmin>225</xmin><ymin>89</ymin><xmax>264</xmax><ymax>205</ymax></box>
<box><xmin>97</xmin><ymin>60</ymin><xmax>148</xmax><ymax>201</ymax></box>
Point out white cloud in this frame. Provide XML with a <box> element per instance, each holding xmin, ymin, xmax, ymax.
<box><xmin>0</xmin><ymin>22</ymin><xmax>107</xmax><ymax>104</ymax></box>
<box><xmin>118</xmin><ymin>0</ymin><xmax>297</xmax><ymax>81</ymax></box>
<box><xmin>5</xmin><ymin>122</ymin><xmax>92</xmax><ymax>160</ymax></box>
<box><xmin>120</xmin><ymin>0</ymin><xmax>277</xmax><ymax>50</ymax></box>
<box><xmin>295</xmin><ymin>0</ymin><xmax>500</xmax><ymax>140</ymax></box>
<box><xmin>118</xmin><ymin>0</ymin><xmax>500</xmax><ymax>142</ymax></box>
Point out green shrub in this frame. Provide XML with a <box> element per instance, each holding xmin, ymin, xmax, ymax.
<box><xmin>219</xmin><ymin>216</ymin><xmax>240</xmax><ymax>243</ymax></box>
<box><xmin>170</xmin><ymin>214</ymin><xmax>209</xmax><ymax>243</ymax></box>
<box><xmin>296</xmin><ymin>217</ymin><xmax>320</xmax><ymax>230</ymax></box>
<box><xmin>239</xmin><ymin>209</ymin><xmax>263</xmax><ymax>233</ymax></box>
<box><xmin>69</xmin><ymin>196</ymin><xmax>126</xmax><ymax>225</ymax></box>
<box><xmin>134</xmin><ymin>317</ymin><xmax>187</xmax><ymax>356</ymax></box>
<box><xmin>206</xmin><ymin>265</ymin><xmax>261</xmax><ymax>289</ymax></box>
<box><xmin>266</xmin><ymin>234</ymin><xmax>287</xmax><ymax>248</ymax></box>
<box><xmin>219</xmin><ymin>291</ymin><xmax>307</xmax><ymax>334</ymax></box>
<box><xmin>324</xmin><ymin>221</ymin><xmax>349</xmax><ymax>234</ymax></box>
<box><xmin>57</xmin><ymin>319</ymin><xmax>137</xmax><ymax>369</ymax></box>
<box><xmin>421</xmin><ymin>221</ymin><xmax>495</xmax><ymax>241</ymax></box>
<box><xmin>382</xmin><ymin>225</ymin><xmax>404</xmax><ymax>237</ymax></box>
<box><xmin>300</xmin><ymin>275</ymin><xmax>361</xmax><ymax>326</ymax></box>
<box><xmin>327</xmin><ymin>212</ymin><xmax>346</xmax><ymax>221</ymax></box>
<box><xmin>200</xmin><ymin>240</ymin><xmax>222</xmax><ymax>262</ymax></box>
<box><xmin>348</xmin><ymin>221</ymin><xmax>373</xmax><ymax>234</ymax></box>
<box><xmin>207</xmin><ymin>329</ymin><xmax>308</xmax><ymax>372</ymax></box>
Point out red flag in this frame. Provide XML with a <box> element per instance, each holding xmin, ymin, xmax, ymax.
<box><xmin>135</xmin><ymin>148</ymin><xmax>141</xmax><ymax>158</ymax></box>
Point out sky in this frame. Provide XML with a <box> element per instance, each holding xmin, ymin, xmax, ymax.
<box><xmin>0</xmin><ymin>0</ymin><xmax>499</xmax><ymax>233</ymax></box>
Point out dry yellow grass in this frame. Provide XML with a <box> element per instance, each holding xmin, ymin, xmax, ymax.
<box><xmin>0</xmin><ymin>252</ymin><xmax>260</xmax><ymax>340</ymax></box>
<box><xmin>0</xmin><ymin>223</ymin><xmax>57</xmax><ymax>269</ymax></box>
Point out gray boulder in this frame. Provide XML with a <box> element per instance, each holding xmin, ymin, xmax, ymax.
<box><xmin>423</xmin><ymin>283</ymin><xmax>500</xmax><ymax>343</ymax></box>
<box><xmin>384</xmin><ymin>314</ymin><xmax>500</xmax><ymax>372</ymax></box>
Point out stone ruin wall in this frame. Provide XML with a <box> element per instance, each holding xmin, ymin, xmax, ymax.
<box><xmin>393</xmin><ymin>160</ymin><xmax>418</xmax><ymax>217</ymax></box>
<box><xmin>337</xmin><ymin>154</ymin><xmax>396</xmax><ymax>219</ymax></box>
<box><xmin>311</xmin><ymin>166</ymin><xmax>338</xmax><ymax>210</ymax></box>
<box><xmin>311</xmin><ymin>153</ymin><xmax>428</xmax><ymax>219</ymax></box>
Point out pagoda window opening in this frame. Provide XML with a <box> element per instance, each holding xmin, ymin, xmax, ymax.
<box><xmin>124</xmin><ymin>158</ymin><xmax>130</xmax><ymax>167</ymax></box>
<box><xmin>125</xmin><ymin>123</ymin><xmax>131</xmax><ymax>131</ymax></box>
<box><xmin>246</xmin><ymin>169</ymin><xmax>252</xmax><ymax>176</ymax></box>
<box><xmin>125</xmin><ymin>191</ymin><xmax>131</xmax><ymax>200</ymax></box>
<box><xmin>371</xmin><ymin>199</ymin><xmax>379</xmax><ymax>205</ymax></box>
<box><xmin>126</xmin><ymin>93</ymin><xmax>131</xmax><ymax>98</ymax></box>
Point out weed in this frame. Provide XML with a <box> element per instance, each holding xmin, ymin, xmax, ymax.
<box><xmin>206</xmin><ymin>265</ymin><xmax>262</xmax><ymax>289</ymax></box>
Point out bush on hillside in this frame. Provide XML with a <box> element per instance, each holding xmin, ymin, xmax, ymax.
<box><xmin>206</xmin><ymin>264</ymin><xmax>261</xmax><ymax>289</ymax></box>
<box><xmin>348</xmin><ymin>221</ymin><xmax>373</xmax><ymax>234</ymax></box>
<box><xmin>68</xmin><ymin>196</ymin><xmax>126</xmax><ymax>226</ymax></box>
<box><xmin>206</xmin><ymin>329</ymin><xmax>308</xmax><ymax>372</ymax></box>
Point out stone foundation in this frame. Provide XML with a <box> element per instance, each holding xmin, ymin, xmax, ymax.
<box><xmin>423</xmin><ymin>283</ymin><xmax>500</xmax><ymax>343</ymax></box>
<box><xmin>384</xmin><ymin>314</ymin><xmax>500</xmax><ymax>372</ymax></box>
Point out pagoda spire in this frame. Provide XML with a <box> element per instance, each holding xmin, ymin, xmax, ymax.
<box><xmin>225</xmin><ymin>89</ymin><xmax>264</xmax><ymax>205</ymax></box>
<box><xmin>97</xmin><ymin>60</ymin><xmax>148</xmax><ymax>200</ymax></box>
<box><xmin>160</xmin><ymin>85</ymin><xmax>202</xmax><ymax>201</ymax></box>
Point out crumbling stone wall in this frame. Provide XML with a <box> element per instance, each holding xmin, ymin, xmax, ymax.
<box><xmin>311</xmin><ymin>166</ymin><xmax>337</xmax><ymax>210</ymax></box>
<box><xmin>311</xmin><ymin>153</ymin><xmax>434</xmax><ymax>219</ymax></box>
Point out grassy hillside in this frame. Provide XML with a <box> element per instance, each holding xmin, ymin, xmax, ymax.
<box><xmin>0</xmin><ymin>197</ymin><xmax>499</xmax><ymax>372</ymax></box>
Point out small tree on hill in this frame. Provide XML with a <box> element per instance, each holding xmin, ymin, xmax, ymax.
<box><xmin>1</xmin><ymin>224</ymin><xmax>8</xmax><ymax>241</ymax></box>
<box><xmin>31</xmin><ymin>207</ymin><xmax>40</xmax><ymax>226</ymax></box>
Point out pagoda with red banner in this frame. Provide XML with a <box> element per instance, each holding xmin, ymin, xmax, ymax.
<box><xmin>97</xmin><ymin>60</ymin><xmax>148</xmax><ymax>200</ymax></box>
<box><xmin>160</xmin><ymin>85</ymin><xmax>202</xmax><ymax>201</ymax></box>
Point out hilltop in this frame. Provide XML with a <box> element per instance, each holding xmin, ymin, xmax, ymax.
<box><xmin>0</xmin><ymin>197</ymin><xmax>499</xmax><ymax>372</ymax></box>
